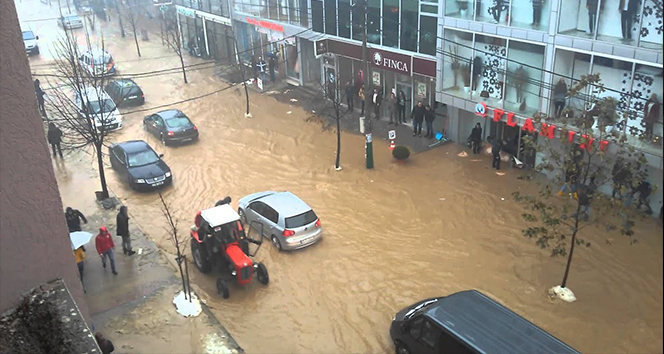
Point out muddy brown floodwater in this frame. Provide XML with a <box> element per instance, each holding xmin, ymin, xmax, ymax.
<box><xmin>23</xmin><ymin>1</ymin><xmax>663</xmax><ymax>352</ymax></box>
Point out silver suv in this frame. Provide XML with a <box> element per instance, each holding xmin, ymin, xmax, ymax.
<box><xmin>238</xmin><ymin>191</ymin><xmax>322</xmax><ymax>251</ymax></box>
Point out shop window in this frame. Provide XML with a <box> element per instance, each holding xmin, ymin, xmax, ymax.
<box><xmin>367</xmin><ymin>0</ymin><xmax>381</xmax><ymax>44</ymax></box>
<box><xmin>639</xmin><ymin>0</ymin><xmax>663</xmax><ymax>50</ymax></box>
<box><xmin>419</xmin><ymin>15</ymin><xmax>437</xmax><ymax>56</ymax></box>
<box><xmin>623</xmin><ymin>64</ymin><xmax>663</xmax><ymax>155</ymax></box>
<box><xmin>510</xmin><ymin>0</ymin><xmax>549</xmax><ymax>31</ymax></box>
<box><xmin>476</xmin><ymin>0</ymin><xmax>510</xmax><ymax>25</ymax></box>
<box><xmin>312</xmin><ymin>0</ymin><xmax>324</xmax><ymax>33</ymax></box>
<box><xmin>558</xmin><ymin>0</ymin><xmax>604</xmax><ymax>39</ymax></box>
<box><xmin>445</xmin><ymin>0</ymin><xmax>474</xmax><ymax>19</ymax></box>
<box><xmin>597</xmin><ymin>0</ymin><xmax>643</xmax><ymax>45</ymax></box>
<box><xmin>352</xmin><ymin>3</ymin><xmax>364</xmax><ymax>41</ymax></box>
<box><xmin>288</xmin><ymin>0</ymin><xmax>299</xmax><ymax>24</ymax></box>
<box><xmin>505</xmin><ymin>40</ymin><xmax>544</xmax><ymax>117</ymax></box>
<box><xmin>551</xmin><ymin>49</ymin><xmax>591</xmax><ymax>121</ymax></box>
<box><xmin>382</xmin><ymin>0</ymin><xmax>399</xmax><ymax>48</ymax></box>
<box><xmin>299</xmin><ymin>0</ymin><xmax>309</xmax><ymax>27</ymax></box>
<box><xmin>442</xmin><ymin>28</ymin><xmax>473</xmax><ymax>100</ymax></box>
<box><xmin>421</xmin><ymin>4</ymin><xmax>437</xmax><ymax>14</ymax></box>
<box><xmin>400</xmin><ymin>0</ymin><xmax>418</xmax><ymax>51</ymax></box>
<box><xmin>268</xmin><ymin>0</ymin><xmax>279</xmax><ymax>21</ymax></box>
<box><xmin>324</xmin><ymin>0</ymin><xmax>337</xmax><ymax>35</ymax></box>
<box><xmin>473</xmin><ymin>34</ymin><xmax>507</xmax><ymax>109</ymax></box>
<box><xmin>338</xmin><ymin>0</ymin><xmax>351</xmax><ymax>38</ymax></box>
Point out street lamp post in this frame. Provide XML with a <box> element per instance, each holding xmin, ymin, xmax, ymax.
<box><xmin>353</xmin><ymin>0</ymin><xmax>373</xmax><ymax>169</ymax></box>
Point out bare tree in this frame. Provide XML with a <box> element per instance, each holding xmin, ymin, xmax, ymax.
<box><xmin>162</xmin><ymin>11</ymin><xmax>187</xmax><ymax>83</ymax></box>
<box><xmin>307</xmin><ymin>75</ymin><xmax>348</xmax><ymax>170</ymax></box>
<box><xmin>228</xmin><ymin>27</ymin><xmax>251</xmax><ymax>118</ymax></box>
<box><xmin>45</xmin><ymin>31</ymin><xmax>117</xmax><ymax>199</ymax></box>
<box><xmin>513</xmin><ymin>74</ymin><xmax>649</xmax><ymax>300</ymax></box>
<box><xmin>121</xmin><ymin>0</ymin><xmax>142</xmax><ymax>57</ymax></box>
<box><xmin>158</xmin><ymin>192</ymin><xmax>192</xmax><ymax>301</ymax></box>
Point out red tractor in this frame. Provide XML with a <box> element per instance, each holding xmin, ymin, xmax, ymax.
<box><xmin>190</xmin><ymin>198</ymin><xmax>268</xmax><ymax>298</ymax></box>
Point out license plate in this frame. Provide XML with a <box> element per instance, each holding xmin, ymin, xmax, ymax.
<box><xmin>182</xmin><ymin>138</ymin><xmax>192</xmax><ymax>142</ymax></box>
<box><xmin>300</xmin><ymin>237</ymin><xmax>313</xmax><ymax>245</ymax></box>
<box><xmin>128</xmin><ymin>95</ymin><xmax>138</xmax><ymax>99</ymax></box>
<box><xmin>151</xmin><ymin>181</ymin><xmax>164</xmax><ymax>186</ymax></box>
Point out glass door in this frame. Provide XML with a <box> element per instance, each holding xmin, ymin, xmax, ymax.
<box><xmin>396</xmin><ymin>82</ymin><xmax>413</xmax><ymax>120</ymax></box>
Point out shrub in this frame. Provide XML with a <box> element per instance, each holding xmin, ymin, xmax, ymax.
<box><xmin>392</xmin><ymin>145</ymin><xmax>410</xmax><ymax>160</ymax></box>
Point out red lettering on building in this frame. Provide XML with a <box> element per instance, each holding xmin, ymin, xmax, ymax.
<box><xmin>599</xmin><ymin>140</ymin><xmax>609</xmax><ymax>152</ymax></box>
<box><xmin>493</xmin><ymin>109</ymin><xmax>504</xmax><ymax>122</ymax></box>
<box><xmin>579</xmin><ymin>134</ymin><xmax>595</xmax><ymax>151</ymax></box>
<box><xmin>522</xmin><ymin>118</ymin><xmax>535</xmax><ymax>133</ymax></box>
<box><xmin>540</xmin><ymin>123</ymin><xmax>555</xmax><ymax>139</ymax></box>
<box><xmin>567</xmin><ymin>130</ymin><xmax>576</xmax><ymax>143</ymax></box>
<box><xmin>246</xmin><ymin>17</ymin><xmax>284</xmax><ymax>32</ymax></box>
<box><xmin>506</xmin><ymin>112</ymin><xmax>517</xmax><ymax>127</ymax></box>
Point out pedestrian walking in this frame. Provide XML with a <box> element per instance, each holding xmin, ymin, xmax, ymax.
<box><xmin>95</xmin><ymin>226</ymin><xmax>118</xmax><ymax>275</ymax></box>
<box><xmin>74</xmin><ymin>246</ymin><xmax>86</xmax><ymax>292</ymax></box>
<box><xmin>397</xmin><ymin>90</ymin><xmax>407</xmax><ymax>123</ymax></box>
<box><xmin>491</xmin><ymin>139</ymin><xmax>502</xmax><ymax>170</ymax></box>
<box><xmin>65</xmin><ymin>207</ymin><xmax>88</xmax><ymax>232</ymax></box>
<box><xmin>611</xmin><ymin>157</ymin><xmax>631</xmax><ymax>200</ymax></box>
<box><xmin>34</xmin><ymin>79</ymin><xmax>46</xmax><ymax>117</ymax></box>
<box><xmin>47</xmin><ymin>122</ymin><xmax>64</xmax><ymax>158</ymax></box>
<box><xmin>388</xmin><ymin>92</ymin><xmax>397</xmax><ymax>125</ymax></box>
<box><xmin>626</xmin><ymin>180</ymin><xmax>654</xmax><ymax>215</ymax></box>
<box><xmin>424</xmin><ymin>105</ymin><xmax>435</xmax><ymax>138</ymax></box>
<box><xmin>116</xmin><ymin>206</ymin><xmax>135</xmax><ymax>256</ymax></box>
<box><xmin>372</xmin><ymin>88</ymin><xmax>382</xmax><ymax>120</ymax></box>
<box><xmin>470</xmin><ymin>123</ymin><xmax>483</xmax><ymax>154</ymax></box>
<box><xmin>95</xmin><ymin>332</ymin><xmax>115</xmax><ymax>354</ymax></box>
<box><xmin>573</xmin><ymin>177</ymin><xmax>596</xmax><ymax>221</ymax></box>
<box><xmin>257</xmin><ymin>57</ymin><xmax>267</xmax><ymax>83</ymax></box>
<box><xmin>345</xmin><ymin>81</ymin><xmax>354</xmax><ymax>111</ymax></box>
<box><xmin>411</xmin><ymin>101</ymin><xmax>425</xmax><ymax>137</ymax></box>
<box><xmin>358</xmin><ymin>85</ymin><xmax>365</xmax><ymax>115</ymax></box>
<box><xmin>268</xmin><ymin>56</ymin><xmax>276</xmax><ymax>82</ymax></box>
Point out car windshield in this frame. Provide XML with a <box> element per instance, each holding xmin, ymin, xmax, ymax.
<box><xmin>65</xmin><ymin>15</ymin><xmax>79</xmax><ymax>21</ymax></box>
<box><xmin>127</xmin><ymin>149</ymin><xmax>160</xmax><ymax>167</ymax></box>
<box><xmin>93</xmin><ymin>54</ymin><xmax>112</xmax><ymax>64</ymax></box>
<box><xmin>88</xmin><ymin>99</ymin><xmax>116</xmax><ymax>114</ymax></box>
<box><xmin>22</xmin><ymin>31</ymin><xmax>35</xmax><ymax>40</ymax></box>
<box><xmin>285</xmin><ymin>210</ymin><xmax>317</xmax><ymax>228</ymax></box>
<box><xmin>165</xmin><ymin>116</ymin><xmax>190</xmax><ymax>128</ymax></box>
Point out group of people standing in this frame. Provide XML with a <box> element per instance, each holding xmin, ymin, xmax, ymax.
<box><xmin>252</xmin><ymin>55</ymin><xmax>278</xmax><ymax>84</ymax></box>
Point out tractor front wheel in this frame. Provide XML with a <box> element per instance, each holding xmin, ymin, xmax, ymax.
<box><xmin>191</xmin><ymin>238</ymin><xmax>212</xmax><ymax>273</ymax></box>
<box><xmin>256</xmin><ymin>263</ymin><xmax>269</xmax><ymax>285</ymax></box>
<box><xmin>216</xmin><ymin>278</ymin><xmax>230</xmax><ymax>299</ymax></box>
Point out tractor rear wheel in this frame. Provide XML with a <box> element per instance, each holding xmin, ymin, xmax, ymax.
<box><xmin>256</xmin><ymin>263</ymin><xmax>269</xmax><ymax>285</ymax></box>
<box><xmin>191</xmin><ymin>238</ymin><xmax>212</xmax><ymax>273</ymax></box>
<box><xmin>216</xmin><ymin>278</ymin><xmax>229</xmax><ymax>299</ymax></box>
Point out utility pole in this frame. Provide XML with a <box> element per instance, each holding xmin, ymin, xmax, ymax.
<box><xmin>116</xmin><ymin>0</ymin><xmax>126</xmax><ymax>37</ymax></box>
<box><xmin>354</xmin><ymin>0</ymin><xmax>373</xmax><ymax>169</ymax></box>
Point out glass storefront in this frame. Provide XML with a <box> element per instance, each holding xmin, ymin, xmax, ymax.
<box><xmin>441</xmin><ymin>28</ymin><xmax>473</xmax><ymax>100</ymax></box>
<box><xmin>232</xmin><ymin>0</ymin><xmax>308</xmax><ymax>27</ymax></box>
<box><xmin>473</xmin><ymin>34</ymin><xmax>507</xmax><ymax>109</ymax></box>
<box><xmin>504</xmin><ymin>40</ymin><xmax>544</xmax><ymax>116</ymax></box>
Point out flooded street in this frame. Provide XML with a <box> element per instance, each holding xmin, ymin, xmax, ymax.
<box><xmin>21</xmin><ymin>1</ymin><xmax>664</xmax><ymax>352</ymax></box>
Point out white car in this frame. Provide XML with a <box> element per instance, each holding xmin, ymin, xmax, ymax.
<box><xmin>22</xmin><ymin>30</ymin><xmax>40</xmax><ymax>55</ymax></box>
<box><xmin>59</xmin><ymin>14</ymin><xmax>84</xmax><ymax>29</ymax></box>
<box><xmin>75</xmin><ymin>87</ymin><xmax>123</xmax><ymax>131</ymax></box>
<box><xmin>79</xmin><ymin>48</ymin><xmax>116</xmax><ymax>77</ymax></box>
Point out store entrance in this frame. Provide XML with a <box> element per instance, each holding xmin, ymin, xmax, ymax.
<box><xmin>396</xmin><ymin>83</ymin><xmax>413</xmax><ymax>119</ymax></box>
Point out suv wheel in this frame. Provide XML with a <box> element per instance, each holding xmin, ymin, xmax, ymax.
<box><xmin>395</xmin><ymin>342</ymin><xmax>410</xmax><ymax>354</ymax></box>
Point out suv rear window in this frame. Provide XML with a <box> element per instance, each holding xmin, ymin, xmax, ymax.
<box><xmin>285</xmin><ymin>210</ymin><xmax>317</xmax><ymax>228</ymax></box>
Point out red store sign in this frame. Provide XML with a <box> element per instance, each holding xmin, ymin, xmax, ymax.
<box><xmin>490</xmin><ymin>107</ymin><xmax>610</xmax><ymax>152</ymax></box>
<box><xmin>246</xmin><ymin>17</ymin><xmax>284</xmax><ymax>32</ymax></box>
<box><xmin>370</xmin><ymin>50</ymin><xmax>411</xmax><ymax>76</ymax></box>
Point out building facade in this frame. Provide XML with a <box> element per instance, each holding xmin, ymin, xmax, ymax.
<box><xmin>172</xmin><ymin>0</ymin><xmax>663</xmax><ymax>212</ymax></box>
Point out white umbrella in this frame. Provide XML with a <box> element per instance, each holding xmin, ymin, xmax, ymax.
<box><xmin>70</xmin><ymin>231</ymin><xmax>93</xmax><ymax>250</ymax></box>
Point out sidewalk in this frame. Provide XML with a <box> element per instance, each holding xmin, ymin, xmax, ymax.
<box><xmin>77</xmin><ymin>198</ymin><xmax>243</xmax><ymax>354</ymax></box>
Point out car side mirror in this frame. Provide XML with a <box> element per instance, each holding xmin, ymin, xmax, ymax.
<box><xmin>36</xmin><ymin>36</ymin><xmax>40</xmax><ymax>40</ymax></box>
<box><xmin>159</xmin><ymin>153</ymin><xmax>164</xmax><ymax>158</ymax></box>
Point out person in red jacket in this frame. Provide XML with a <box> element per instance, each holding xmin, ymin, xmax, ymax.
<box><xmin>95</xmin><ymin>226</ymin><xmax>117</xmax><ymax>275</ymax></box>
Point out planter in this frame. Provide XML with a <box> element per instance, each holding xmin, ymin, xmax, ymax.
<box><xmin>392</xmin><ymin>145</ymin><xmax>410</xmax><ymax>162</ymax></box>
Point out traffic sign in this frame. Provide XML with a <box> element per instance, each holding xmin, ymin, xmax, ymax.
<box><xmin>159</xmin><ymin>4</ymin><xmax>168</xmax><ymax>13</ymax></box>
<box><xmin>388</xmin><ymin>129</ymin><xmax>396</xmax><ymax>140</ymax></box>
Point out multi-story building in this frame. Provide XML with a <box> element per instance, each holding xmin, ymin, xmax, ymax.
<box><xmin>173</xmin><ymin>0</ymin><xmax>663</xmax><ymax>212</ymax></box>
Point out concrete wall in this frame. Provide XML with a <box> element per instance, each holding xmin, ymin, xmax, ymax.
<box><xmin>0</xmin><ymin>0</ymin><xmax>89</xmax><ymax>319</ymax></box>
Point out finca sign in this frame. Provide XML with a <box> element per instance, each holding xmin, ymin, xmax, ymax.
<box><xmin>371</xmin><ymin>50</ymin><xmax>411</xmax><ymax>75</ymax></box>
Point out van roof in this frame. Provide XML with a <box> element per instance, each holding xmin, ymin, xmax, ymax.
<box><xmin>425</xmin><ymin>290</ymin><xmax>579</xmax><ymax>354</ymax></box>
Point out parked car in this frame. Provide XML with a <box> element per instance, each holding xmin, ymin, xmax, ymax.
<box><xmin>74</xmin><ymin>87</ymin><xmax>123</xmax><ymax>131</ymax></box>
<box><xmin>109</xmin><ymin>140</ymin><xmax>172</xmax><ymax>191</ymax></box>
<box><xmin>237</xmin><ymin>191</ymin><xmax>322</xmax><ymax>251</ymax></box>
<box><xmin>389</xmin><ymin>290</ymin><xmax>579</xmax><ymax>354</ymax></box>
<box><xmin>142</xmin><ymin>109</ymin><xmax>198</xmax><ymax>145</ymax></box>
<box><xmin>105</xmin><ymin>79</ymin><xmax>144</xmax><ymax>107</ymax></box>
<box><xmin>78</xmin><ymin>48</ymin><xmax>115</xmax><ymax>77</ymax></box>
<box><xmin>58</xmin><ymin>14</ymin><xmax>83</xmax><ymax>29</ymax></box>
<box><xmin>22</xmin><ymin>29</ymin><xmax>40</xmax><ymax>55</ymax></box>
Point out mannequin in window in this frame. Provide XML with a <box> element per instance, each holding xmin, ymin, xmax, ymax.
<box><xmin>586</xmin><ymin>0</ymin><xmax>603</xmax><ymax>35</ymax></box>
<box><xmin>472</xmin><ymin>56</ymin><xmax>483</xmax><ymax>92</ymax></box>
<box><xmin>644</xmin><ymin>93</ymin><xmax>660</xmax><ymax>140</ymax></box>
<box><xmin>513</xmin><ymin>65</ymin><xmax>528</xmax><ymax>104</ymax></box>
<box><xmin>532</xmin><ymin>0</ymin><xmax>544</xmax><ymax>28</ymax></box>
<box><xmin>619</xmin><ymin>0</ymin><xmax>638</xmax><ymax>41</ymax></box>
<box><xmin>490</xmin><ymin>0</ymin><xmax>503</xmax><ymax>24</ymax></box>
<box><xmin>553</xmin><ymin>78</ymin><xmax>567</xmax><ymax>118</ymax></box>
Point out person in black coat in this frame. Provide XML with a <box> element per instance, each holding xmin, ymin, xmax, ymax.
<box><xmin>47</xmin><ymin>122</ymin><xmax>63</xmax><ymax>158</ymax></box>
<box><xmin>35</xmin><ymin>79</ymin><xmax>46</xmax><ymax>117</ymax></box>
<box><xmin>345</xmin><ymin>81</ymin><xmax>354</xmax><ymax>111</ymax></box>
<box><xmin>619</xmin><ymin>0</ymin><xmax>638</xmax><ymax>40</ymax></box>
<box><xmin>116</xmin><ymin>206</ymin><xmax>134</xmax><ymax>255</ymax></box>
<box><xmin>491</xmin><ymin>139</ymin><xmax>502</xmax><ymax>170</ymax></box>
<box><xmin>65</xmin><ymin>207</ymin><xmax>88</xmax><ymax>232</ymax></box>
<box><xmin>95</xmin><ymin>332</ymin><xmax>115</xmax><ymax>354</ymax></box>
<box><xmin>424</xmin><ymin>105</ymin><xmax>436</xmax><ymax>138</ymax></box>
<box><xmin>372</xmin><ymin>87</ymin><xmax>382</xmax><ymax>120</ymax></box>
<box><xmin>411</xmin><ymin>101</ymin><xmax>425</xmax><ymax>137</ymax></box>
<box><xmin>470</xmin><ymin>123</ymin><xmax>482</xmax><ymax>154</ymax></box>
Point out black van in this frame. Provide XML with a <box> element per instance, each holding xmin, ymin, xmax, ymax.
<box><xmin>389</xmin><ymin>290</ymin><xmax>579</xmax><ymax>354</ymax></box>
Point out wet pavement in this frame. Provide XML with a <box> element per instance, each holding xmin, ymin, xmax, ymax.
<box><xmin>17</xmin><ymin>0</ymin><xmax>664</xmax><ymax>352</ymax></box>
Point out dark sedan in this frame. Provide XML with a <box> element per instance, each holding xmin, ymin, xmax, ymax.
<box><xmin>109</xmin><ymin>140</ymin><xmax>172</xmax><ymax>191</ymax></box>
<box><xmin>105</xmin><ymin>79</ymin><xmax>145</xmax><ymax>107</ymax></box>
<box><xmin>143</xmin><ymin>109</ymin><xmax>198</xmax><ymax>146</ymax></box>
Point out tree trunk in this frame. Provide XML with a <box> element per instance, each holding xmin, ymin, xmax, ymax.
<box><xmin>335</xmin><ymin>109</ymin><xmax>341</xmax><ymax>169</ymax></box>
<box><xmin>132</xmin><ymin>25</ymin><xmax>141</xmax><ymax>57</ymax></box>
<box><xmin>561</xmin><ymin>228</ymin><xmax>578</xmax><ymax>288</ymax></box>
<box><xmin>96</xmin><ymin>143</ymin><xmax>109</xmax><ymax>199</ymax></box>
<box><xmin>179</xmin><ymin>53</ymin><xmax>188</xmax><ymax>84</ymax></box>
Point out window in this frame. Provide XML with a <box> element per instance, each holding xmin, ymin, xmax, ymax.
<box><xmin>382</xmin><ymin>0</ymin><xmax>399</xmax><ymax>48</ymax></box>
<box><xmin>477</xmin><ymin>0</ymin><xmax>509</xmax><ymax>24</ymax></box>
<box><xmin>442</xmin><ymin>29</ymin><xmax>473</xmax><ymax>100</ymax></box>
<box><xmin>324</xmin><ymin>0</ymin><xmax>337</xmax><ymax>35</ymax></box>
<box><xmin>419</xmin><ymin>15</ymin><xmax>437</xmax><ymax>55</ymax></box>
<box><xmin>127</xmin><ymin>150</ymin><xmax>160</xmax><ymax>167</ymax></box>
<box><xmin>473</xmin><ymin>34</ymin><xmax>507</xmax><ymax>108</ymax></box>
<box><xmin>112</xmin><ymin>146</ymin><xmax>126</xmax><ymax>164</ymax></box>
<box><xmin>505</xmin><ymin>40</ymin><xmax>544</xmax><ymax>116</ymax></box>
<box><xmin>88</xmin><ymin>99</ymin><xmax>116</xmax><ymax>114</ymax></box>
<box><xmin>285</xmin><ymin>210</ymin><xmax>317</xmax><ymax>228</ymax></box>
<box><xmin>419</xmin><ymin>320</ymin><xmax>440</xmax><ymax>349</ymax></box>
<box><xmin>552</xmin><ymin>49</ymin><xmax>591</xmax><ymax>120</ymax></box>
<box><xmin>338</xmin><ymin>0</ymin><xmax>351</xmax><ymax>38</ymax></box>
<box><xmin>249</xmin><ymin>201</ymin><xmax>266</xmax><ymax>216</ymax></box>
<box><xmin>445</xmin><ymin>0</ymin><xmax>474</xmax><ymax>19</ymax></box>
<box><xmin>367</xmin><ymin>0</ymin><xmax>381</xmax><ymax>44</ymax></box>
<box><xmin>510</xmin><ymin>0</ymin><xmax>549</xmax><ymax>31</ymax></box>
<box><xmin>312</xmin><ymin>0</ymin><xmax>324</xmax><ymax>33</ymax></box>
<box><xmin>639</xmin><ymin>0</ymin><xmax>662</xmax><ymax>49</ymax></box>
<box><xmin>400</xmin><ymin>0</ymin><xmax>418</xmax><ymax>51</ymax></box>
<box><xmin>263</xmin><ymin>206</ymin><xmax>279</xmax><ymax>224</ymax></box>
<box><xmin>165</xmin><ymin>116</ymin><xmax>191</xmax><ymax>128</ymax></box>
<box><xmin>439</xmin><ymin>329</ymin><xmax>474</xmax><ymax>354</ymax></box>
<box><xmin>22</xmin><ymin>31</ymin><xmax>35</xmax><ymax>40</ymax></box>
<box><xmin>351</xmin><ymin>3</ymin><xmax>364</xmax><ymax>41</ymax></box>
